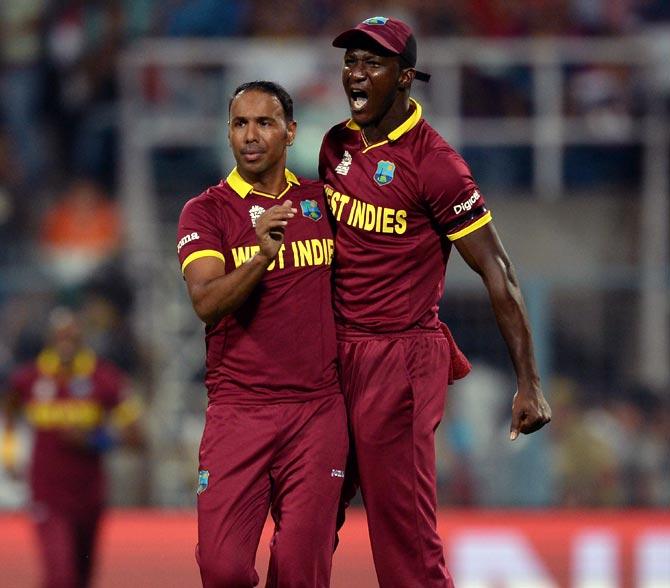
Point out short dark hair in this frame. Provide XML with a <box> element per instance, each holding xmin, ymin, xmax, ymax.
<box><xmin>228</xmin><ymin>81</ymin><xmax>294</xmax><ymax>121</ymax></box>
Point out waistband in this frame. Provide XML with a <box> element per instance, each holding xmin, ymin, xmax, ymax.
<box><xmin>336</xmin><ymin>325</ymin><xmax>445</xmax><ymax>343</ymax></box>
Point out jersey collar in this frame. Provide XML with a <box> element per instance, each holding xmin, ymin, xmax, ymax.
<box><xmin>346</xmin><ymin>98</ymin><xmax>422</xmax><ymax>143</ymax></box>
<box><xmin>226</xmin><ymin>167</ymin><xmax>300</xmax><ymax>199</ymax></box>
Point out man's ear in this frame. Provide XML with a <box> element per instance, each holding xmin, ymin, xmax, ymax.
<box><xmin>287</xmin><ymin>120</ymin><xmax>297</xmax><ymax>146</ymax></box>
<box><xmin>399</xmin><ymin>68</ymin><xmax>415</xmax><ymax>90</ymax></box>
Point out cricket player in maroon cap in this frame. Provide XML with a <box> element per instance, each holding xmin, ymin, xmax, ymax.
<box><xmin>177</xmin><ymin>81</ymin><xmax>348</xmax><ymax>587</ymax></box>
<box><xmin>319</xmin><ymin>16</ymin><xmax>552</xmax><ymax>587</ymax></box>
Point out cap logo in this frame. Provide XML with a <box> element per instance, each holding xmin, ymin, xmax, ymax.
<box><xmin>363</xmin><ymin>16</ymin><xmax>388</xmax><ymax>26</ymax></box>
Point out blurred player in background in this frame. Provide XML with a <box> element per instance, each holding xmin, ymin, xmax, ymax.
<box><xmin>319</xmin><ymin>16</ymin><xmax>552</xmax><ymax>588</ymax></box>
<box><xmin>1</xmin><ymin>307</ymin><xmax>143</xmax><ymax>588</ymax></box>
<box><xmin>177</xmin><ymin>81</ymin><xmax>347</xmax><ymax>587</ymax></box>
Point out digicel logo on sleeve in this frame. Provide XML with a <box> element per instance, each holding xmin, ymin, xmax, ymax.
<box><xmin>453</xmin><ymin>190</ymin><xmax>481</xmax><ymax>215</ymax></box>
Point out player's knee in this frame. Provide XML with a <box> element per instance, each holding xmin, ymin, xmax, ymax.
<box><xmin>199</xmin><ymin>554</ymin><xmax>256</xmax><ymax>588</ymax></box>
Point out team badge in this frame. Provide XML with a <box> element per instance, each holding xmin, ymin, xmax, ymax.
<box><xmin>197</xmin><ymin>469</ymin><xmax>209</xmax><ymax>495</ymax></box>
<box><xmin>374</xmin><ymin>160</ymin><xmax>396</xmax><ymax>186</ymax></box>
<box><xmin>300</xmin><ymin>200</ymin><xmax>322</xmax><ymax>221</ymax></box>
<box><xmin>249</xmin><ymin>205</ymin><xmax>265</xmax><ymax>227</ymax></box>
<box><xmin>363</xmin><ymin>16</ymin><xmax>389</xmax><ymax>25</ymax></box>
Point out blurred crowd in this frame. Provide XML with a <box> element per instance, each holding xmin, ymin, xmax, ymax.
<box><xmin>1</xmin><ymin>0</ymin><xmax>669</xmax><ymax>509</ymax></box>
<box><xmin>438</xmin><ymin>368</ymin><xmax>670</xmax><ymax>507</ymax></box>
<box><xmin>2</xmin><ymin>0</ymin><xmax>669</xmax><ymax>232</ymax></box>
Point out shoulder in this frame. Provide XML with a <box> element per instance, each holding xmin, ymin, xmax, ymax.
<box><xmin>292</xmin><ymin>177</ymin><xmax>326</xmax><ymax>203</ymax></box>
<box><xmin>94</xmin><ymin>358</ymin><xmax>127</xmax><ymax>387</ymax></box>
<box><xmin>322</xmin><ymin>120</ymin><xmax>354</xmax><ymax>145</ymax></box>
<box><xmin>10</xmin><ymin>363</ymin><xmax>37</xmax><ymax>390</ymax></box>
<box><xmin>181</xmin><ymin>182</ymin><xmax>228</xmax><ymax>213</ymax></box>
<box><xmin>410</xmin><ymin>121</ymin><xmax>471</xmax><ymax>173</ymax></box>
<box><xmin>296</xmin><ymin>177</ymin><xmax>324</xmax><ymax>192</ymax></box>
<box><xmin>179</xmin><ymin>182</ymin><xmax>231</xmax><ymax>225</ymax></box>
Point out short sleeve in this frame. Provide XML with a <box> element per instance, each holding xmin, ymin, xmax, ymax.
<box><xmin>420</xmin><ymin>149</ymin><xmax>492</xmax><ymax>241</ymax></box>
<box><xmin>96</xmin><ymin>362</ymin><xmax>142</xmax><ymax>427</ymax></box>
<box><xmin>97</xmin><ymin>362</ymin><xmax>127</xmax><ymax>409</ymax></box>
<box><xmin>177</xmin><ymin>195</ymin><xmax>225</xmax><ymax>273</ymax></box>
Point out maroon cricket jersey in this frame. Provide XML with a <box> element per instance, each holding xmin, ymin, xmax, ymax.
<box><xmin>177</xmin><ymin>168</ymin><xmax>339</xmax><ymax>404</ymax></box>
<box><xmin>10</xmin><ymin>349</ymin><xmax>126</xmax><ymax>514</ymax></box>
<box><xmin>319</xmin><ymin>99</ymin><xmax>492</xmax><ymax>333</ymax></box>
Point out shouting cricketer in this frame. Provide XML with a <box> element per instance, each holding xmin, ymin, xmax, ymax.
<box><xmin>177</xmin><ymin>81</ymin><xmax>347</xmax><ymax>587</ymax></box>
<box><xmin>319</xmin><ymin>16</ymin><xmax>552</xmax><ymax>587</ymax></box>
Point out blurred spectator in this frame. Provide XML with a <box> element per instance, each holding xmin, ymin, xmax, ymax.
<box><xmin>0</xmin><ymin>133</ymin><xmax>21</xmax><ymax>253</ymax></box>
<box><xmin>551</xmin><ymin>379</ymin><xmax>670</xmax><ymax>507</ymax></box>
<box><xmin>0</xmin><ymin>0</ymin><xmax>48</xmax><ymax>186</ymax></box>
<box><xmin>636</xmin><ymin>0</ymin><xmax>670</xmax><ymax>23</ymax></box>
<box><xmin>165</xmin><ymin>0</ymin><xmax>250</xmax><ymax>37</ymax></box>
<box><xmin>1</xmin><ymin>307</ymin><xmax>143</xmax><ymax>588</ymax></box>
<box><xmin>81</xmin><ymin>266</ymin><xmax>141</xmax><ymax>375</ymax></box>
<box><xmin>551</xmin><ymin>380</ymin><xmax>620</xmax><ymax>506</ymax></box>
<box><xmin>44</xmin><ymin>0</ymin><xmax>125</xmax><ymax>185</ymax></box>
<box><xmin>565</xmin><ymin>64</ymin><xmax>639</xmax><ymax>188</ymax></box>
<box><xmin>39</xmin><ymin>179</ymin><xmax>121</xmax><ymax>288</ymax></box>
<box><xmin>569</xmin><ymin>0</ymin><xmax>636</xmax><ymax>35</ymax></box>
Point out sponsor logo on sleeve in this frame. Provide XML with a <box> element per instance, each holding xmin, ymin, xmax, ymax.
<box><xmin>249</xmin><ymin>205</ymin><xmax>266</xmax><ymax>227</ymax></box>
<box><xmin>177</xmin><ymin>232</ymin><xmax>199</xmax><ymax>253</ymax></box>
<box><xmin>453</xmin><ymin>190</ymin><xmax>481</xmax><ymax>215</ymax></box>
<box><xmin>331</xmin><ymin>468</ymin><xmax>345</xmax><ymax>478</ymax></box>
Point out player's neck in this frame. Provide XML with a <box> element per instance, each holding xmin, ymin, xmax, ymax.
<box><xmin>241</xmin><ymin>166</ymin><xmax>287</xmax><ymax>197</ymax></box>
<box><xmin>362</xmin><ymin>95</ymin><xmax>413</xmax><ymax>144</ymax></box>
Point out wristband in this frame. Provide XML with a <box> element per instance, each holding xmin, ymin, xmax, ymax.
<box><xmin>87</xmin><ymin>427</ymin><xmax>119</xmax><ymax>453</ymax></box>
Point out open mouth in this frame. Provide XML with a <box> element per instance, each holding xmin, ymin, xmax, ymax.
<box><xmin>350</xmin><ymin>89</ymin><xmax>369</xmax><ymax>112</ymax></box>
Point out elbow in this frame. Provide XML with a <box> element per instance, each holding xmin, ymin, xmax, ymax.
<box><xmin>193</xmin><ymin>301</ymin><xmax>221</xmax><ymax>325</ymax></box>
<box><xmin>482</xmin><ymin>256</ymin><xmax>520</xmax><ymax>300</ymax></box>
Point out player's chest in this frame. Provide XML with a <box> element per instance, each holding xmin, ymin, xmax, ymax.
<box><xmin>223</xmin><ymin>196</ymin><xmax>334</xmax><ymax>273</ymax></box>
<box><xmin>25</xmin><ymin>375</ymin><xmax>104</xmax><ymax>429</ymax></box>
<box><xmin>325</xmin><ymin>149</ymin><xmax>425</xmax><ymax>237</ymax></box>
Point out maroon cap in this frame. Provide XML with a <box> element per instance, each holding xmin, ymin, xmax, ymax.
<box><xmin>332</xmin><ymin>16</ymin><xmax>431</xmax><ymax>82</ymax></box>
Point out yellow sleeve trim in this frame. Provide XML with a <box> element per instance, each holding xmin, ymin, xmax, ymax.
<box><xmin>181</xmin><ymin>250</ymin><xmax>225</xmax><ymax>273</ymax></box>
<box><xmin>447</xmin><ymin>211</ymin><xmax>493</xmax><ymax>241</ymax></box>
<box><xmin>110</xmin><ymin>396</ymin><xmax>143</xmax><ymax>429</ymax></box>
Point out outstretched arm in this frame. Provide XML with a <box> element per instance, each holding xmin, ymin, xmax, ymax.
<box><xmin>184</xmin><ymin>200</ymin><xmax>296</xmax><ymax>325</ymax></box>
<box><xmin>453</xmin><ymin>222</ymin><xmax>551</xmax><ymax>440</ymax></box>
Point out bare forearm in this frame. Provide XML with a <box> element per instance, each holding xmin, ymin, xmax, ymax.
<box><xmin>483</xmin><ymin>264</ymin><xmax>540</xmax><ymax>387</ymax></box>
<box><xmin>189</xmin><ymin>254</ymin><xmax>271</xmax><ymax>324</ymax></box>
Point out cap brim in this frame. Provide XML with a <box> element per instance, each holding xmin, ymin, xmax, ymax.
<box><xmin>332</xmin><ymin>29</ymin><xmax>398</xmax><ymax>55</ymax></box>
<box><xmin>333</xmin><ymin>29</ymin><xmax>431</xmax><ymax>83</ymax></box>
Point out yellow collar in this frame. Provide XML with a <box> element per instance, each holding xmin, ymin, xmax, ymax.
<box><xmin>37</xmin><ymin>348</ymin><xmax>97</xmax><ymax>378</ymax></box>
<box><xmin>226</xmin><ymin>167</ymin><xmax>300</xmax><ymax>199</ymax></box>
<box><xmin>346</xmin><ymin>98</ymin><xmax>422</xmax><ymax>143</ymax></box>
